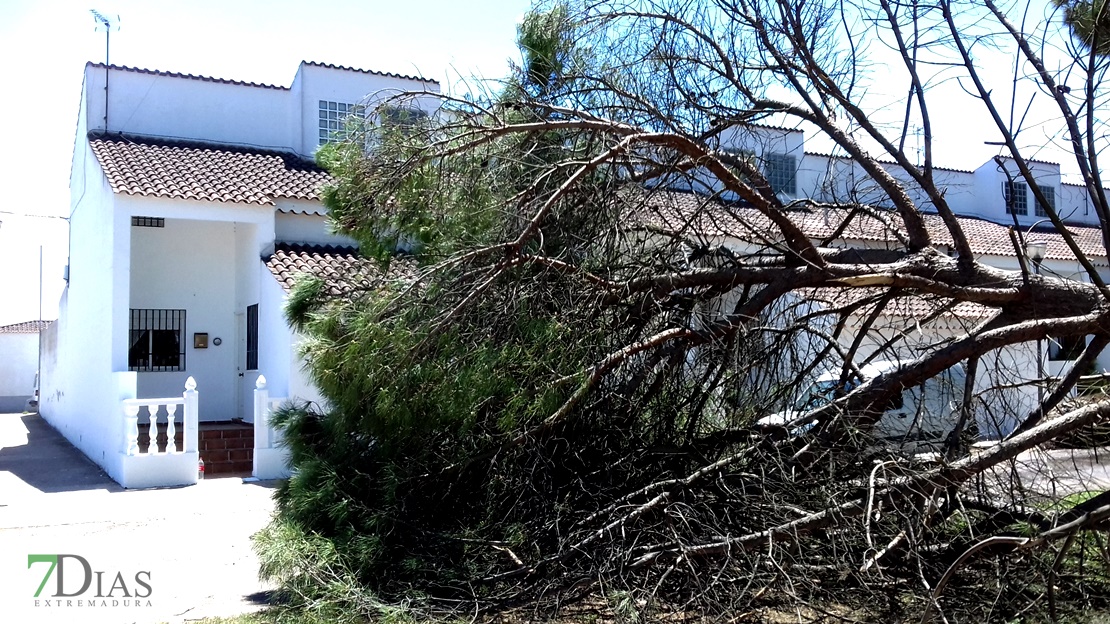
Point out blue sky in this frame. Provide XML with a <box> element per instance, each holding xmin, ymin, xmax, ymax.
<box><xmin>0</xmin><ymin>0</ymin><xmax>531</xmax><ymax>326</ymax></box>
<box><xmin>0</xmin><ymin>0</ymin><xmax>1087</xmax><ymax>327</ymax></box>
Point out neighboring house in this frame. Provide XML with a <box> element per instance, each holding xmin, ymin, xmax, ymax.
<box><xmin>653</xmin><ymin>124</ymin><xmax>1110</xmax><ymax>437</ymax></box>
<box><xmin>0</xmin><ymin>320</ymin><xmax>51</xmax><ymax>413</ymax></box>
<box><xmin>40</xmin><ymin>61</ymin><xmax>437</xmax><ymax>488</ymax></box>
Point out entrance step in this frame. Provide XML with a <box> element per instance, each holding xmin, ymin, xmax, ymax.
<box><xmin>199</xmin><ymin>421</ymin><xmax>254</xmax><ymax>476</ymax></box>
<box><xmin>137</xmin><ymin>420</ymin><xmax>254</xmax><ymax>477</ymax></box>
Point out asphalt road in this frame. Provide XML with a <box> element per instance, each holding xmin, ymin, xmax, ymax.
<box><xmin>0</xmin><ymin>412</ymin><xmax>279</xmax><ymax>624</ymax></box>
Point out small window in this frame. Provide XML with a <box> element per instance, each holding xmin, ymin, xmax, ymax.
<box><xmin>319</xmin><ymin>100</ymin><xmax>364</xmax><ymax>145</ymax></box>
<box><xmin>1005</xmin><ymin>180</ymin><xmax>1028</xmax><ymax>215</ymax></box>
<box><xmin>1049</xmin><ymin>335</ymin><xmax>1085</xmax><ymax>361</ymax></box>
<box><xmin>246</xmin><ymin>304</ymin><xmax>259</xmax><ymax>371</ymax></box>
<box><xmin>765</xmin><ymin>153</ymin><xmax>797</xmax><ymax>196</ymax></box>
<box><xmin>131</xmin><ymin>216</ymin><xmax>164</xmax><ymax>228</ymax></box>
<box><xmin>129</xmin><ymin>309</ymin><xmax>185</xmax><ymax>372</ymax></box>
<box><xmin>1035</xmin><ymin>184</ymin><xmax>1055</xmax><ymax>217</ymax></box>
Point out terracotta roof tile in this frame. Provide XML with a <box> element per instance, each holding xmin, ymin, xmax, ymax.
<box><xmin>264</xmin><ymin>243</ymin><xmax>417</xmax><ymax>296</ymax></box>
<box><xmin>641</xmin><ymin>190</ymin><xmax>1108</xmax><ymax>263</ymax></box>
<box><xmin>89</xmin><ymin>135</ymin><xmax>332</xmax><ymax>205</ymax></box>
<box><xmin>0</xmin><ymin>320</ymin><xmax>53</xmax><ymax>334</ymax></box>
<box><xmin>800</xmin><ymin>288</ymin><xmax>994</xmax><ymax>321</ymax></box>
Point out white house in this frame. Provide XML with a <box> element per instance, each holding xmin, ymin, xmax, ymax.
<box><xmin>0</xmin><ymin>320</ymin><xmax>51</xmax><ymax>413</ymax></box>
<box><xmin>40</xmin><ymin>61</ymin><xmax>438</xmax><ymax>488</ymax></box>
<box><xmin>656</xmin><ymin>123</ymin><xmax>1110</xmax><ymax>437</ymax></box>
<box><xmin>41</xmin><ymin>60</ymin><xmax>1106</xmax><ymax>487</ymax></box>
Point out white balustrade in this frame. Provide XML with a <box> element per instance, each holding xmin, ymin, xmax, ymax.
<box><xmin>122</xmin><ymin>377</ymin><xmax>198</xmax><ymax>456</ymax></box>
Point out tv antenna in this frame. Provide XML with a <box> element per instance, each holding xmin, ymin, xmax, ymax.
<box><xmin>90</xmin><ymin>10</ymin><xmax>120</xmax><ymax>129</ymax></box>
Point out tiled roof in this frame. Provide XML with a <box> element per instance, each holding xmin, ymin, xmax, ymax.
<box><xmin>801</xmin><ymin>288</ymin><xmax>994</xmax><ymax>321</ymax></box>
<box><xmin>0</xmin><ymin>320</ymin><xmax>53</xmax><ymax>334</ymax></box>
<box><xmin>302</xmin><ymin>61</ymin><xmax>438</xmax><ymax>85</ymax></box>
<box><xmin>803</xmin><ymin>152</ymin><xmax>976</xmax><ymax>175</ymax></box>
<box><xmin>88</xmin><ymin>63</ymin><xmax>288</xmax><ymax>90</ymax></box>
<box><xmin>89</xmin><ymin>135</ymin><xmax>332</xmax><ymax>205</ymax></box>
<box><xmin>264</xmin><ymin>244</ymin><xmax>417</xmax><ymax>296</ymax></box>
<box><xmin>641</xmin><ymin>191</ymin><xmax>1109</xmax><ymax>263</ymax></box>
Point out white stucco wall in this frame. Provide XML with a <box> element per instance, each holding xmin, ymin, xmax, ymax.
<box><xmin>84</xmin><ymin>65</ymin><xmax>294</xmax><ymax>151</ymax></box>
<box><xmin>274</xmin><ymin>211</ymin><xmax>357</xmax><ymax>247</ymax></box>
<box><xmin>41</xmin><ymin>140</ymin><xmax>131</xmax><ymax>477</ymax></box>
<box><xmin>0</xmin><ymin>332</ymin><xmax>39</xmax><ymax>412</ymax></box>
<box><xmin>82</xmin><ymin>62</ymin><xmax>441</xmax><ymax>158</ymax></box>
<box><xmin>258</xmin><ymin>267</ymin><xmax>329</xmax><ymax>411</ymax></box>
<box><xmin>130</xmin><ymin>218</ymin><xmax>240</xmax><ymax>420</ymax></box>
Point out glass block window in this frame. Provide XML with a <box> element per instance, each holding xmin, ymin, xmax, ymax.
<box><xmin>1005</xmin><ymin>180</ymin><xmax>1028</xmax><ymax>215</ymax></box>
<box><xmin>1035</xmin><ymin>184</ymin><xmax>1055</xmax><ymax>217</ymax></box>
<box><xmin>128</xmin><ymin>309</ymin><xmax>185</xmax><ymax>372</ymax></box>
<box><xmin>765</xmin><ymin>153</ymin><xmax>797</xmax><ymax>196</ymax></box>
<box><xmin>319</xmin><ymin>100</ymin><xmax>363</xmax><ymax>145</ymax></box>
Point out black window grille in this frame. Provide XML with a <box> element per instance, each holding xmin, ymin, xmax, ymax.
<box><xmin>246</xmin><ymin>304</ymin><xmax>259</xmax><ymax>371</ymax></box>
<box><xmin>129</xmin><ymin>309</ymin><xmax>185</xmax><ymax>372</ymax></box>
<box><xmin>131</xmin><ymin>216</ymin><xmax>165</xmax><ymax>228</ymax></box>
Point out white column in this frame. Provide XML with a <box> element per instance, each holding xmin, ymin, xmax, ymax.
<box><xmin>183</xmin><ymin>377</ymin><xmax>199</xmax><ymax>453</ymax></box>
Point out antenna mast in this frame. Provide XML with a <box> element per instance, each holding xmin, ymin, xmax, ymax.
<box><xmin>90</xmin><ymin>10</ymin><xmax>120</xmax><ymax>131</ymax></box>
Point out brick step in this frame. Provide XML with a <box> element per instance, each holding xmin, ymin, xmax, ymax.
<box><xmin>203</xmin><ymin>459</ymin><xmax>254</xmax><ymax>476</ymax></box>
<box><xmin>138</xmin><ymin>422</ymin><xmax>255</xmax><ymax>477</ymax></box>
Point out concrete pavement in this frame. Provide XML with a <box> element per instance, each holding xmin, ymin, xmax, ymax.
<box><xmin>0</xmin><ymin>412</ymin><xmax>279</xmax><ymax>623</ymax></box>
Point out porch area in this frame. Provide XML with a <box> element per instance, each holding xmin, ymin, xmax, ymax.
<box><xmin>138</xmin><ymin>420</ymin><xmax>255</xmax><ymax>477</ymax></box>
<box><xmin>119</xmin><ymin>375</ymin><xmax>291</xmax><ymax>488</ymax></box>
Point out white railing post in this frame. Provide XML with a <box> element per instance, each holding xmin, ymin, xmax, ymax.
<box><xmin>166</xmin><ymin>403</ymin><xmax>178</xmax><ymax>453</ymax></box>
<box><xmin>147</xmin><ymin>406</ymin><xmax>159</xmax><ymax>454</ymax></box>
<box><xmin>254</xmin><ymin>375</ymin><xmax>271</xmax><ymax>450</ymax></box>
<box><xmin>123</xmin><ymin>401</ymin><xmax>140</xmax><ymax>456</ymax></box>
<box><xmin>183</xmin><ymin>377</ymin><xmax>199</xmax><ymax>453</ymax></box>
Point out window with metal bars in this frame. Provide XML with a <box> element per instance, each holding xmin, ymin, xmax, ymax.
<box><xmin>131</xmin><ymin>216</ymin><xmax>164</xmax><ymax>227</ymax></box>
<box><xmin>128</xmin><ymin>309</ymin><xmax>186</xmax><ymax>372</ymax></box>
<box><xmin>246</xmin><ymin>304</ymin><xmax>259</xmax><ymax>371</ymax></box>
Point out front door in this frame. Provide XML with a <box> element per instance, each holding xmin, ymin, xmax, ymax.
<box><xmin>238</xmin><ymin>303</ymin><xmax>260</xmax><ymax>422</ymax></box>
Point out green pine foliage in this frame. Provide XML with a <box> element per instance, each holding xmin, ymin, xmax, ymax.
<box><xmin>257</xmin><ymin>2</ymin><xmax>758</xmax><ymax>615</ymax></box>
